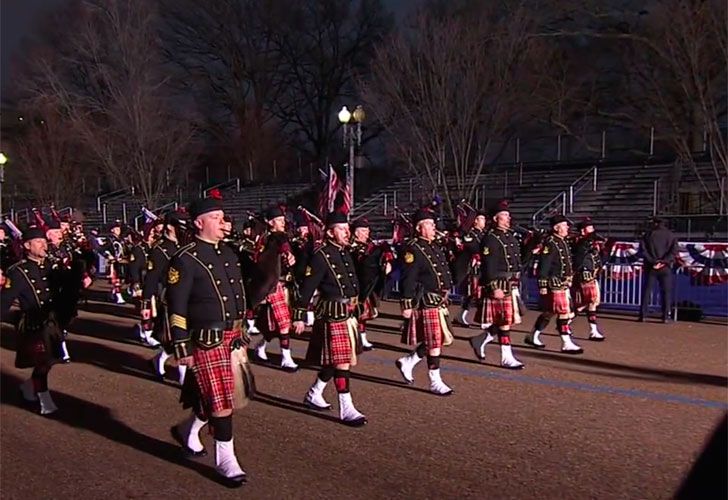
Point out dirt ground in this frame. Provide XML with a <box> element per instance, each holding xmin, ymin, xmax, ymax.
<box><xmin>1</xmin><ymin>288</ymin><xmax>726</xmax><ymax>499</ymax></box>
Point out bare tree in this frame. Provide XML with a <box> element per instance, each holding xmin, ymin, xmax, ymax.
<box><xmin>538</xmin><ymin>0</ymin><xmax>727</xmax><ymax>210</ymax></box>
<box><xmin>361</xmin><ymin>3</ymin><xmax>549</xmax><ymax>217</ymax></box>
<box><xmin>265</xmin><ymin>0</ymin><xmax>392</xmax><ymax>164</ymax></box>
<box><xmin>621</xmin><ymin>0</ymin><xmax>727</xmax><ymax>211</ymax></box>
<box><xmin>16</xmin><ymin>0</ymin><xmax>199</xmax><ymax>207</ymax></box>
<box><xmin>6</xmin><ymin>102</ymin><xmax>86</xmax><ymax>207</ymax></box>
<box><xmin>161</xmin><ymin>0</ymin><xmax>287</xmax><ymax>181</ymax></box>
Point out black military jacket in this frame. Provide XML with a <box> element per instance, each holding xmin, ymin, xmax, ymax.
<box><xmin>127</xmin><ymin>242</ymin><xmax>151</xmax><ymax>286</ymax></box>
<box><xmin>1</xmin><ymin>258</ymin><xmax>55</xmax><ymax>324</ymax></box>
<box><xmin>462</xmin><ymin>227</ymin><xmax>485</xmax><ymax>254</ymax></box>
<box><xmin>480</xmin><ymin>228</ymin><xmax>522</xmax><ymax>292</ymax></box>
<box><xmin>293</xmin><ymin>240</ymin><xmax>360</xmax><ymax>322</ymax></box>
<box><xmin>291</xmin><ymin>234</ymin><xmax>315</xmax><ymax>285</ymax></box>
<box><xmin>350</xmin><ymin>239</ymin><xmax>387</xmax><ymax>298</ymax></box>
<box><xmin>538</xmin><ymin>234</ymin><xmax>574</xmax><ymax>290</ymax></box>
<box><xmin>572</xmin><ymin>236</ymin><xmax>602</xmax><ymax>282</ymax></box>
<box><xmin>400</xmin><ymin>237</ymin><xmax>453</xmax><ymax>310</ymax></box>
<box><xmin>142</xmin><ymin>237</ymin><xmax>179</xmax><ymax>301</ymax></box>
<box><xmin>166</xmin><ymin>238</ymin><xmax>247</xmax><ymax>358</ymax></box>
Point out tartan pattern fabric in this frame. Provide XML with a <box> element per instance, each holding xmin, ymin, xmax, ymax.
<box><xmin>15</xmin><ymin>333</ymin><xmax>50</xmax><ymax>369</ymax></box>
<box><xmin>358</xmin><ymin>296</ymin><xmax>378</xmax><ymax>323</ymax></box>
<box><xmin>306</xmin><ymin>318</ymin><xmax>359</xmax><ymax>366</ymax></box>
<box><xmin>191</xmin><ymin>329</ymin><xmax>240</xmax><ymax>415</ymax></box>
<box><xmin>475</xmin><ymin>291</ymin><xmax>518</xmax><ymax>327</ymax></box>
<box><xmin>402</xmin><ymin>307</ymin><xmax>445</xmax><ymax>350</ymax></box>
<box><xmin>547</xmin><ymin>288</ymin><xmax>573</xmax><ymax>316</ymax></box>
<box><xmin>15</xmin><ymin>318</ymin><xmax>63</xmax><ymax>369</ymax></box>
<box><xmin>576</xmin><ymin>280</ymin><xmax>601</xmax><ymax>308</ymax></box>
<box><xmin>259</xmin><ymin>282</ymin><xmax>292</xmax><ymax>339</ymax></box>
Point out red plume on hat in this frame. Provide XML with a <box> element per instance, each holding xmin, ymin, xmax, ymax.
<box><xmin>208</xmin><ymin>188</ymin><xmax>222</xmax><ymax>200</ymax></box>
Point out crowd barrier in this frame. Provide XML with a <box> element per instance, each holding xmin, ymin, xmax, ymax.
<box><xmin>385</xmin><ymin>263</ymin><xmax>727</xmax><ymax>320</ymax></box>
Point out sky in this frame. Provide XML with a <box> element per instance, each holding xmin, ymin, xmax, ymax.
<box><xmin>0</xmin><ymin>0</ymin><xmax>420</xmax><ymax>96</ymax></box>
<box><xmin>1</xmin><ymin>0</ymin><xmax>66</xmax><ymax>94</ymax></box>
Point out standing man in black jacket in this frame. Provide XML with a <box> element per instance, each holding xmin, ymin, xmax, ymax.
<box><xmin>639</xmin><ymin>217</ymin><xmax>679</xmax><ymax>322</ymax></box>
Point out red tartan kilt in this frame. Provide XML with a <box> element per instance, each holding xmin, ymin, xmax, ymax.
<box><xmin>15</xmin><ymin>332</ymin><xmax>53</xmax><ymax>369</ymax></box>
<box><xmin>359</xmin><ymin>296</ymin><xmax>378</xmax><ymax>322</ymax></box>
<box><xmin>546</xmin><ymin>289</ymin><xmax>572</xmax><ymax>315</ymax></box>
<box><xmin>475</xmin><ymin>295</ymin><xmax>514</xmax><ymax>327</ymax></box>
<box><xmin>577</xmin><ymin>280</ymin><xmax>600</xmax><ymax>307</ymax></box>
<box><xmin>306</xmin><ymin>319</ymin><xmax>356</xmax><ymax>366</ymax></box>
<box><xmin>192</xmin><ymin>330</ymin><xmax>239</xmax><ymax>415</ymax></box>
<box><xmin>402</xmin><ymin>307</ymin><xmax>443</xmax><ymax>350</ymax></box>
<box><xmin>260</xmin><ymin>282</ymin><xmax>292</xmax><ymax>337</ymax></box>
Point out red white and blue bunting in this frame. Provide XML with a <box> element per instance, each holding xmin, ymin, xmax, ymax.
<box><xmin>606</xmin><ymin>241</ymin><xmax>728</xmax><ymax>284</ymax></box>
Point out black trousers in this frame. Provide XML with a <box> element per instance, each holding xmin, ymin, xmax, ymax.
<box><xmin>640</xmin><ymin>266</ymin><xmax>673</xmax><ymax>319</ymax></box>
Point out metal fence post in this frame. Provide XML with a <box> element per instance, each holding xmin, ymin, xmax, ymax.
<box><xmin>519</xmin><ymin>162</ymin><xmax>523</xmax><ymax>186</ymax></box>
<box><xmin>557</xmin><ymin>134</ymin><xmax>562</xmax><ymax>162</ymax></box>
<box><xmin>569</xmin><ymin>186</ymin><xmax>574</xmax><ymax>213</ymax></box>
<box><xmin>102</xmin><ymin>203</ymin><xmax>108</xmax><ymax>224</ymax></box>
<box><xmin>593</xmin><ymin>165</ymin><xmax>598</xmax><ymax>190</ymax></box>
<box><xmin>561</xmin><ymin>192</ymin><xmax>566</xmax><ymax>215</ymax></box>
<box><xmin>383</xmin><ymin>194</ymin><xmax>388</xmax><ymax>216</ymax></box>
<box><xmin>601</xmin><ymin>130</ymin><xmax>606</xmax><ymax>159</ymax></box>
<box><xmin>649</xmin><ymin>127</ymin><xmax>655</xmax><ymax>157</ymax></box>
<box><xmin>122</xmin><ymin>203</ymin><xmax>127</xmax><ymax>224</ymax></box>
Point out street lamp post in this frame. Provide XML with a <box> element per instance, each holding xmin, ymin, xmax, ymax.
<box><xmin>0</xmin><ymin>153</ymin><xmax>7</xmax><ymax>215</ymax></box>
<box><xmin>338</xmin><ymin>105</ymin><xmax>365</xmax><ymax>213</ymax></box>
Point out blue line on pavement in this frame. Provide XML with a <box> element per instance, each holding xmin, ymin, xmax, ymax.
<box><xmin>366</xmin><ymin>355</ymin><xmax>728</xmax><ymax>410</ymax></box>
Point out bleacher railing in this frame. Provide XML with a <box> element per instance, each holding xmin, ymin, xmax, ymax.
<box><xmin>133</xmin><ymin>201</ymin><xmax>179</xmax><ymax>231</ymax></box>
<box><xmin>568</xmin><ymin>165</ymin><xmax>598</xmax><ymax>212</ymax></box>
<box><xmin>201</xmin><ymin>178</ymin><xmax>241</xmax><ymax>198</ymax></box>
<box><xmin>531</xmin><ymin>191</ymin><xmax>566</xmax><ymax>228</ymax></box>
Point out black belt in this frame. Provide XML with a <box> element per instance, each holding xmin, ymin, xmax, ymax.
<box><xmin>320</xmin><ymin>296</ymin><xmax>358</xmax><ymax>305</ymax></box>
<box><xmin>189</xmin><ymin>320</ymin><xmax>236</xmax><ymax>331</ymax></box>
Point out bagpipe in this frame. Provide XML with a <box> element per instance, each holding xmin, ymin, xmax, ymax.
<box><xmin>296</xmin><ymin>205</ymin><xmax>325</xmax><ymax>243</ymax></box>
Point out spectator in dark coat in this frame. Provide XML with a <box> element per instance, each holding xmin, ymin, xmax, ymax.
<box><xmin>639</xmin><ymin>217</ymin><xmax>679</xmax><ymax>322</ymax></box>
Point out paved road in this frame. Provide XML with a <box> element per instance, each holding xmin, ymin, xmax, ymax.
<box><xmin>1</xmin><ymin>294</ymin><xmax>726</xmax><ymax>499</ymax></box>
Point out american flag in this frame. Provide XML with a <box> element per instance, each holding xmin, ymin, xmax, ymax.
<box><xmin>327</xmin><ymin>166</ymin><xmax>339</xmax><ymax>213</ymax></box>
<box><xmin>340</xmin><ymin>179</ymin><xmax>352</xmax><ymax>215</ymax></box>
<box><xmin>318</xmin><ymin>166</ymin><xmax>341</xmax><ymax>217</ymax></box>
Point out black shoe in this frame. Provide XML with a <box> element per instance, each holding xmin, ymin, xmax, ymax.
<box><xmin>219</xmin><ymin>474</ymin><xmax>247</xmax><ymax>488</ymax></box>
<box><xmin>662</xmin><ymin>317</ymin><xmax>673</xmax><ymax>324</ymax></box>
<box><xmin>561</xmin><ymin>347</ymin><xmax>584</xmax><ymax>355</ymax></box>
<box><xmin>468</xmin><ymin>334</ymin><xmax>486</xmax><ymax>360</ymax></box>
<box><xmin>150</xmin><ymin>359</ymin><xmax>165</xmax><ymax>381</ymax></box>
<box><xmin>361</xmin><ymin>344</ymin><xmax>374</xmax><ymax>352</ymax></box>
<box><xmin>637</xmin><ymin>316</ymin><xmax>646</xmax><ymax>322</ymax></box>
<box><xmin>170</xmin><ymin>426</ymin><xmax>208</xmax><ymax>458</ymax></box>
<box><xmin>342</xmin><ymin>416</ymin><xmax>368</xmax><ymax>427</ymax></box>
<box><xmin>524</xmin><ymin>337</ymin><xmax>546</xmax><ymax>349</ymax></box>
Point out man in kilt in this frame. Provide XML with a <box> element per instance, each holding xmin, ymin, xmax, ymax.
<box><xmin>572</xmin><ymin>217</ymin><xmax>605</xmax><ymax>341</ymax></box>
<box><xmin>127</xmin><ymin>220</ymin><xmax>163</xmax><ymax>301</ymax></box>
<box><xmin>470</xmin><ymin>199</ymin><xmax>524</xmax><ymax>369</ymax></box>
<box><xmin>395</xmin><ymin>208</ymin><xmax>455</xmax><ymax>396</ymax></box>
<box><xmin>525</xmin><ymin>215</ymin><xmax>583</xmax><ymax>354</ymax></box>
<box><xmin>142</xmin><ymin>211</ymin><xmax>188</xmax><ymax>382</ymax></box>
<box><xmin>251</xmin><ymin>206</ymin><xmax>298</xmax><ymax>371</ymax></box>
<box><xmin>167</xmin><ymin>197</ymin><xmax>252</xmax><ymax>486</ymax></box>
<box><xmin>1</xmin><ymin>227</ymin><xmax>64</xmax><ymax>415</ymax></box>
<box><xmin>349</xmin><ymin>217</ymin><xmax>394</xmax><ymax>351</ymax></box>
<box><xmin>292</xmin><ymin>212</ymin><xmax>367</xmax><ymax>426</ymax></box>
<box><xmin>453</xmin><ymin>209</ymin><xmax>487</xmax><ymax>327</ymax></box>
<box><xmin>102</xmin><ymin>220</ymin><xmax>128</xmax><ymax>304</ymax></box>
<box><xmin>45</xmin><ymin>217</ymin><xmax>92</xmax><ymax>363</ymax></box>
<box><xmin>291</xmin><ymin>212</ymin><xmax>316</xmax><ymax>327</ymax></box>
